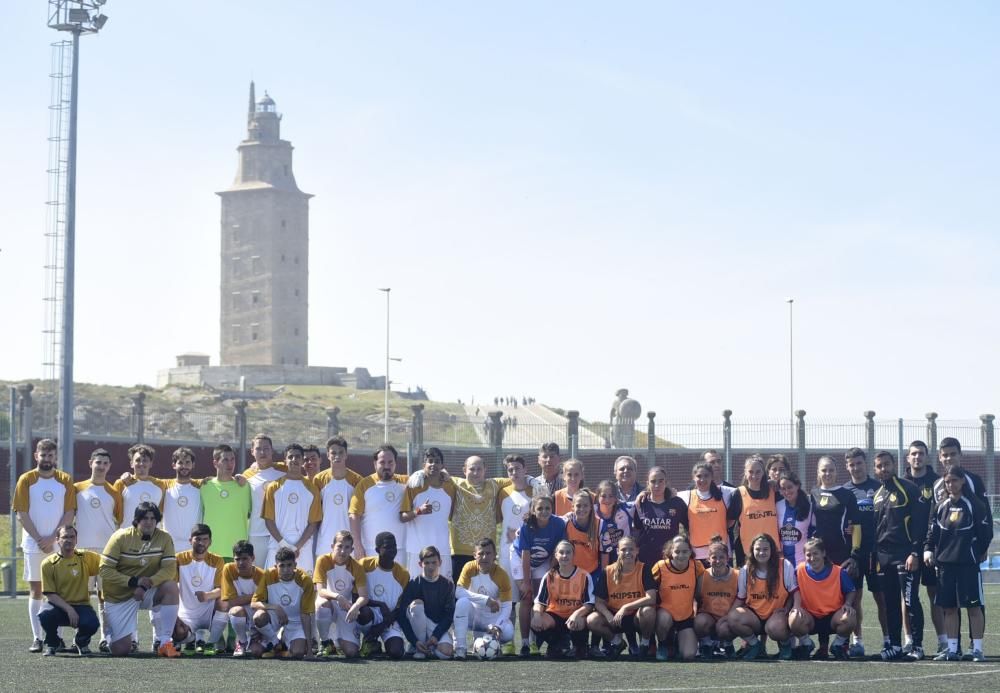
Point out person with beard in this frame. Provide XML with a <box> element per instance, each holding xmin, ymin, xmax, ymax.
<box><xmin>842</xmin><ymin>447</ymin><xmax>885</xmax><ymax>657</ymax></box>
<box><xmin>162</xmin><ymin>447</ymin><xmax>203</xmax><ymax>554</ymax></box>
<box><xmin>172</xmin><ymin>524</ymin><xmax>228</xmax><ymax>655</ymax></box>
<box><xmin>13</xmin><ymin>438</ymin><xmax>76</xmax><ymax>653</ymax></box>
<box><xmin>901</xmin><ymin>440</ymin><xmax>943</xmax><ymax>655</ymax></box>
<box><xmin>349</xmin><ymin>445</ymin><xmax>409</xmax><ymax>560</ymax></box>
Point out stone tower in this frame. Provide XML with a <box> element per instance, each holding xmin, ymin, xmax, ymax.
<box><xmin>218</xmin><ymin>83</ymin><xmax>312</xmax><ymax>366</ymax></box>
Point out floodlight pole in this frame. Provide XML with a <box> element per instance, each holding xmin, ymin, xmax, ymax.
<box><xmin>379</xmin><ymin>288</ymin><xmax>391</xmax><ymax>442</ymax></box>
<box><xmin>787</xmin><ymin>298</ymin><xmax>794</xmax><ymax>448</ymax></box>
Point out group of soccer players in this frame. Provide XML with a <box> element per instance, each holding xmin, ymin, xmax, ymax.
<box><xmin>13</xmin><ymin>433</ymin><xmax>993</xmax><ymax>663</ymax></box>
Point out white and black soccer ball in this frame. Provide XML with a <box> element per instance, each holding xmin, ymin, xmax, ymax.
<box><xmin>472</xmin><ymin>634</ymin><xmax>500</xmax><ymax>660</ymax></box>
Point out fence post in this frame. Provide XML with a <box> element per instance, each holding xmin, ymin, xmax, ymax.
<box><xmin>410</xmin><ymin>404</ymin><xmax>425</xmax><ymax>456</ymax></box>
<box><xmin>17</xmin><ymin>383</ymin><xmax>33</xmax><ymax>477</ymax></box>
<box><xmin>796</xmin><ymin>410</ymin><xmax>807</xmax><ymax>479</ymax></box>
<box><xmin>864</xmin><ymin>411</ymin><xmax>876</xmax><ymax>461</ymax></box>
<box><xmin>8</xmin><ymin>386</ymin><xmax>18</xmax><ymax>597</ymax></box>
<box><xmin>925</xmin><ymin>412</ymin><xmax>938</xmax><ymax>453</ymax></box>
<box><xmin>647</xmin><ymin>411</ymin><xmax>657</xmax><ymax>472</ymax></box>
<box><xmin>130</xmin><ymin>391</ymin><xmax>146</xmax><ymax>443</ymax></box>
<box><xmin>566</xmin><ymin>411</ymin><xmax>580</xmax><ymax>458</ymax></box>
<box><xmin>326</xmin><ymin>407</ymin><xmax>341</xmax><ymax>438</ymax></box>
<box><xmin>722</xmin><ymin>410</ymin><xmax>732</xmax><ymax>484</ymax></box>
<box><xmin>981</xmin><ymin>414</ymin><xmax>995</xmax><ymax>496</ymax></box>
<box><xmin>234</xmin><ymin>400</ymin><xmax>248</xmax><ymax>473</ymax></box>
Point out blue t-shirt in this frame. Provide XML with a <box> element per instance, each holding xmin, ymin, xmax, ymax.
<box><xmin>514</xmin><ymin>516</ymin><xmax>567</xmax><ymax>571</ymax></box>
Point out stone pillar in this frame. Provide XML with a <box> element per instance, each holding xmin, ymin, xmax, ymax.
<box><xmin>722</xmin><ymin>410</ymin><xmax>733</xmax><ymax>484</ymax></box>
<box><xmin>326</xmin><ymin>407</ymin><xmax>341</xmax><ymax>439</ymax></box>
<box><xmin>796</xmin><ymin>410</ymin><xmax>807</xmax><ymax>479</ymax></box>
<box><xmin>566</xmin><ymin>410</ymin><xmax>580</xmax><ymax>459</ymax></box>
<box><xmin>17</xmin><ymin>383</ymin><xmax>33</xmax><ymax>476</ymax></box>
<box><xmin>981</xmin><ymin>414</ymin><xmax>995</xmax><ymax>496</ymax></box>
<box><xmin>925</xmin><ymin>412</ymin><xmax>938</xmax><ymax>453</ymax></box>
<box><xmin>864</xmin><ymin>411</ymin><xmax>876</xmax><ymax>461</ymax></box>
<box><xmin>646</xmin><ymin>411</ymin><xmax>656</xmax><ymax>471</ymax></box>
<box><xmin>234</xmin><ymin>400</ymin><xmax>248</xmax><ymax>472</ymax></box>
<box><xmin>130</xmin><ymin>392</ymin><xmax>146</xmax><ymax>443</ymax></box>
<box><xmin>487</xmin><ymin>411</ymin><xmax>504</xmax><ymax>448</ymax></box>
<box><xmin>410</xmin><ymin>404</ymin><xmax>425</xmax><ymax>451</ymax></box>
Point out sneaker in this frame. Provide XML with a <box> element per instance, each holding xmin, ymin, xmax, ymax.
<box><xmin>29</xmin><ymin>638</ymin><xmax>44</xmax><ymax>653</ymax></box>
<box><xmin>182</xmin><ymin>642</ymin><xmax>198</xmax><ymax>656</ymax></box>
<box><xmin>318</xmin><ymin>640</ymin><xmax>336</xmax><ymax>657</ymax></box>
<box><xmin>529</xmin><ymin>642</ymin><xmax>540</xmax><ymax>656</ymax></box>
<box><xmin>232</xmin><ymin>641</ymin><xmax>247</xmax><ymax>658</ymax></box>
<box><xmin>901</xmin><ymin>642</ymin><xmax>913</xmax><ymax>655</ymax></box>
<box><xmin>933</xmin><ymin>650</ymin><xmax>960</xmax><ymax>661</ymax></box>
<box><xmin>157</xmin><ymin>641</ymin><xmax>182</xmax><ymax>658</ymax></box>
<box><xmin>194</xmin><ymin>639</ymin><xmax>207</xmax><ymax>654</ymax></box>
<box><xmin>76</xmin><ymin>643</ymin><xmax>92</xmax><ymax>656</ymax></box>
<box><xmin>501</xmin><ymin>642</ymin><xmax>515</xmax><ymax>656</ymax></box>
<box><xmin>202</xmin><ymin>642</ymin><xmax>218</xmax><ymax>657</ymax></box>
<box><xmin>698</xmin><ymin>643</ymin><xmax>714</xmax><ymax>659</ymax></box>
<box><xmin>98</xmin><ymin>640</ymin><xmax>110</xmax><ymax>654</ymax></box>
<box><xmin>778</xmin><ymin>642</ymin><xmax>793</xmax><ymax>661</ymax></box>
<box><xmin>830</xmin><ymin>642</ymin><xmax>850</xmax><ymax>660</ymax></box>
<box><xmin>848</xmin><ymin>642</ymin><xmax>865</xmax><ymax>658</ymax></box>
<box><xmin>971</xmin><ymin>650</ymin><xmax>985</xmax><ymax>662</ymax></box>
<box><xmin>880</xmin><ymin>645</ymin><xmax>903</xmax><ymax>661</ymax></box>
<box><xmin>43</xmin><ymin>645</ymin><xmax>57</xmax><ymax>657</ymax></box>
<box><xmin>588</xmin><ymin>644</ymin><xmax>606</xmax><ymax>659</ymax></box>
<box><xmin>453</xmin><ymin>647</ymin><xmax>466</xmax><ymax>660</ymax></box>
<box><xmin>961</xmin><ymin>650</ymin><xmax>975</xmax><ymax>662</ymax></box>
<box><xmin>906</xmin><ymin>646</ymin><xmax>924</xmax><ymax>661</ymax></box>
<box><xmin>656</xmin><ymin>643</ymin><xmax>670</xmax><ymax>661</ymax></box>
<box><xmin>742</xmin><ymin>640</ymin><xmax>764</xmax><ymax>661</ymax></box>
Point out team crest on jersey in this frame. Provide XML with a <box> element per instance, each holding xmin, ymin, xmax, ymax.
<box><xmin>431</xmin><ymin>500</ymin><xmax>441</xmax><ymax>512</ymax></box>
<box><xmin>335</xmin><ymin>579</ymin><xmax>347</xmax><ymax>591</ymax></box>
<box><xmin>89</xmin><ymin>497</ymin><xmax>102</xmax><ymax>509</ymax></box>
<box><xmin>140</xmin><ymin>492</ymin><xmax>152</xmax><ymax>502</ymax></box>
<box><xmin>288</xmin><ymin>493</ymin><xmax>300</xmax><ymax>505</ymax></box>
<box><xmin>385</xmin><ymin>491</ymin><xmax>396</xmax><ymax>503</ymax></box>
<box><xmin>819</xmin><ymin>495</ymin><xmax>830</xmax><ymax>507</ymax></box>
<box><xmin>191</xmin><ymin>574</ymin><xmax>204</xmax><ymax>587</ymax></box>
<box><xmin>513</xmin><ymin>504</ymin><xmax>523</xmax><ymax>516</ymax></box>
<box><xmin>949</xmin><ymin>509</ymin><xmax>962</xmax><ymax>524</ymax></box>
<box><xmin>177</xmin><ymin>496</ymin><xmax>189</xmax><ymax>508</ymax></box>
<box><xmin>373</xmin><ymin>583</ymin><xmax>385</xmax><ymax>597</ymax></box>
<box><xmin>140</xmin><ymin>558</ymin><xmax>148</xmax><ymax>566</ymax></box>
<box><xmin>477</xmin><ymin>585</ymin><xmax>488</xmax><ymax>595</ymax></box>
<box><xmin>668</xmin><ymin>509</ymin><xmax>676</xmax><ymax>516</ymax></box>
<box><xmin>42</xmin><ymin>490</ymin><xmax>54</xmax><ymax>502</ymax></box>
<box><xmin>280</xmin><ymin>594</ymin><xmax>292</xmax><ymax>606</ymax></box>
<box><xmin>922</xmin><ymin>487</ymin><xmax>932</xmax><ymax>499</ymax></box>
<box><xmin>220</xmin><ymin>490</ymin><xmax>229</xmax><ymax>499</ymax></box>
<box><xmin>333</xmin><ymin>493</ymin><xmax>344</xmax><ymax>506</ymax></box>
<box><xmin>889</xmin><ymin>494</ymin><xmax>897</xmax><ymax>503</ymax></box>
<box><xmin>71</xmin><ymin>568</ymin><xmax>78</xmax><ymax>576</ymax></box>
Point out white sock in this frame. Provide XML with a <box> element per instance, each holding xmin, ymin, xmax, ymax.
<box><xmin>948</xmin><ymin>638</ymin><xmax>959</xmax><ymax>653</ymax></box>
<box><xmin>973</xmin><ymin>638</ymin><xmax>983</xmax><ymax>652</ymax></box>
<box><xmin>453</xmin><ymin>598</ymin><xmax>470</xmax><ymax>647</ymax></box>
<box><xmin>209</xmin><ymin>612</ymin><xmax>228</xmax><ymax>644</ymax></box>
<box><xmin>99</xmin><ymin>600</ymin><xmax>111</xmax><ymax>640</ymax></box>
<box><xmin>852</xmin><ymin>634</ymin><xmax>864</xmax><ymax>646</ymax></box>
<box><xmin>154</xmin><ymin>604</ymin><xmax>179</xmax><ymax>644</ymax></box>
<box><xmin>230</xmin><ymin>614</ymin><xmax>249</xmax><ymax>645</ymax></box>
<box><xmin>259</xmin><ymin>620</ymin><xmax>278</xmax><ymax>645</ymax></box>
<box><xmin>408</xmin><ymin>603</ymin><xmax>428</xmax><ymax>642</ymax></box>
<box><xmin>28</xmin><ymin>598</ymin><xmax>44</xmax><ymax>640</ymax></box>
<box><xmin>315</xmin><ymin>607</ymin><xmax>333</xmax><ymax>641</ymax></box>
<box><xmin>903</xmin><ymin>634</ymin><xmax>913</xmax><ymax>646</ymax></box>
<box><xmin>938</xmin><ymin>633</ymin><xmax>947</xmax><ymax>646</ymax></box>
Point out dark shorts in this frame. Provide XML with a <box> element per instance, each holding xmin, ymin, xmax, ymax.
<box><xmin>935</xmin><ymin>564</ymin><xmax>983</xmax><ymax>609</ymax></box>
<box><xmin>920</xmin><ymin>562</ymin><xmax>938</xmax><ymax>588</ymax></box>
<box><xmin>811</xmin><ymin>613</ymin><xmax>834</xmax><ymax>636</ymax></box>
<box><xmin>660</xmin><ymin>614</ymin><xmax>694</xmax><ymax>634</ymax></box>
<box><xmin>610</xmin><ymin>614</ymin><xmax>638</xmax><ymax>635</ymax></box>
<box><xmin>859</xmin><ymin>555</ymin><xmax>881</xmax><ymax>593</ymax></box>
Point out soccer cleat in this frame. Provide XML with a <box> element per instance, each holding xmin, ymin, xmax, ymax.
<box><xmin>359</xmin><ymin>640</ymin><xmax>379</xmax><ymax>658</ymax></box>
<box><xmin>76</xmin><ymin>643</ymin><xmax>92</xmax><ymax>656</ymax></box>
<box><xmin>453</xmin><ymin>647</ymin><xmax>466</xmax><ymax>660</ymax></box>
<box><xmin>603</xmin><ymin>642</ymin><xmax>624</xmax><ymax>659</ymax></box>
<box><xmin>529</xmin><ymin>642</ymin><xmax>540</xmax><ymax>656</ymax></box>
<box><xmin>194</xmin><ymin>639</ymin><xmax>207</xmax><ymax>654</ymax></box>
<box><xmin>588</xmin><ymin>644</ymin><xmax>607</xmax><ymax>659</ymax></box>
<box><xmin>260</xmin><ymin>643</ymin><xmax>276</xmax><ymax>659</ymax></box>
<box><xmin>880</xmin><ymin>645</ymin><xmax>903</xmax><ymax>661</ymax></box>
<box><xmin>157</xmin><ymin>641</ymin><xmax>182</xmax><ymax>658</ymax></box>
<box><xmin>98</xmin><ymin>640</ymin><xmax>110</xmax><ymax>654</ymax></box>
<box><xmin>232</xmin><ymin>641</ymin><xmax>247</xmax><ymax>658</ymax></box>
<box><xmin>722</xmin><ymin>643</ymin><xmax>736</xmax><ymax>660</ymax></box>
<box><xmin>43</xmin><ymin>645</ymin><xmax>58</xmax><ymax>657</ymax></box>
<box><xmin>971</xmin><ymin>650</ymin><xmax>985</xmax><ymax>662</ymax></box>
<box><xmin>57</xmin><ymin>638</ymin><xmax>72</xmax><ymax>653</ymax></box>
<box><xmin>318</xmin><ymin>640</ymin><xmax>336</xmax><ymax>657</ymax></box>
<box><xmin>742</xmin><ymin>641</ymin><xmax>764</xmax><ymax>661</ymax></box>
<box><xmin>848</xmin><ymin>642</ymin><xmax>865</xmax><ymax>658</ymax></box>
<box><xmin>201</xmin><ymin>642</ymin><xmax>218</xmax><ymax>657</ymax></box>
<box><xmin>520</xmin><ymin>643</ymin><xmax>531</xmax><ymax>658</ymax></box>
<box><xmin>698</xmin><ymin>643</ymin><xmax>714</xmax><ymax>659</ymax></box>
<box><xmin>905</xmin><ymin>646</ymin><xmax>924</xmax><ymax>661</ymax></box>
<box><xmin>961</xmin><ymin>651</ymin><xmax>974</xmax><ymax>661</ymax></box>
<box><xmin>656</xmin><ymin>643</ymin><xmax>670</xmax><ymax>661</ymax></box>
<box><xmin>830</xmin><ymin>642</ymin><xmax>850</xmax><ymax>660</ymax></box>
<box><xmin>901</xmin><ymin>642</ymin><xmax>913</xmax><ymax>655</ymax></box>
<box><xmin>182</xmin><ymin>642</ymin><xmax>198</xmax><ymax>657</ymax></box>
<box><xmin>936</xmin><ymin>642</ymin><xmax>948</xmax><ymax>655</ymax></box>
<box><xmin>501</xmin><ymin>642</ymin><xmax>515</xmax><ymax>656</ymax></box>
<box><xmin>933</xmin><ymin>650</ymin><xmax>960</xmax><ymax>661</ymax></box>
<box><xmin>778</xmin><ymin>642</ymin><xmax>793</xmax><ymax>661</ymax></box>
<box><xmin>29</xmin><ymin>638</ymin><xmax>44</xmax><ymax>653</ymax></box>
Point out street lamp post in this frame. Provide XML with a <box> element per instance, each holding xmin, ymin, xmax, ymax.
<box><xmin>786</xmin><ymin>298</ymin><xmax>794</xmax><ymax>447</ymax></box>
<box><xmin>378</xmin><ymin>288</ymin><xmax>391</xmax><ymax>442</ymax></box>
<box><xmin>48</xmin><ymin>1</ymin><xmax>109</xmax><ymax>473</ymax></box>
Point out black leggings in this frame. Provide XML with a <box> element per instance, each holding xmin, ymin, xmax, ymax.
<box><xmin>881</xmin><ymin>562</ymin><xmax>923</xmax><ymax>647</ymax></box>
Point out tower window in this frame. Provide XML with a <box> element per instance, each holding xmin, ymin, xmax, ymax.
<box><xmin>231</xmin><ymin>292</ymin><xmax>241</xmax><ymax>309</ymax></box>
<box><xmin>252</xmin><ymin>331</ymin><xmax>259</xmax><ymax>341</ymax></box>
<box><xmin>294</xmin><ymin>256</ymin><xmax>299</xmax><ymax>265</ymax></box>
<box><xmin>294</xmin><ymin>327</ymin><xmax>299</xmax><ymax>336</ymax></box>
<box><xmin>251</xmin><ymin>292</ymin><xmax>259</xmax><ymax>305</ymax></box>
<box><xmin>283</xmin><ymin>165</ymin><xmax>289</xmax><ymax>176</ymax></box>
<box><xmin>281</xmin><ymin>219</ymin><xmax>286</xmax><ymax>229</ymax></box>
<box><xmin>231</xmin><ymin>325</ymin><xmax>241</xmax><ymax>344</ymax></box>
<box><xmin>251</xmin><ymin>256</ymin><xmax>262</xmax><ymax>273</ymax></box>
<box><xmin>280</xmin><ymin>254</ymin><xmax>285</xmax><ymax>262</ymax></box>
<box><xmin>232</xmin><ymin>257</ymin><xmax>241</xmax><ymax>276</ymax></box>
<box><xmin>294</xmin><ymin>288</ymin><xmax>300</xmax><ymax>297</ymax></box>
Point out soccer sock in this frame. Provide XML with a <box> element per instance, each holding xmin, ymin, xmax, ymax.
<box><xmin>99</xmin><ymin>600</ymin><xmax>111</xmax><ymax>639</ymax></box>
<box><xmin>179</xmin><ymin>630</ymin><xmax>197</xmax><ymax>645</ymax></box>
<box><xmin>258</xmin><ymin>621</ymin><xmax>278</xmax><ymax>645</ymax></box>
<box><xmin>611</xmin><ymin>634</ymin><xmax>623</xmax><ymax>646</ymax></box>
<box><xmin>315</xmin><ymin>608</ymin><xmax>333</xmax><ymax>641</ymax></box>
<box><xmin>230</xmin><ymin>614</ymin><xmax>249</xmax><ymax>645</ymax></box>
<box><xmin>408</xmin><ymin>603</ymin><xmax>428</xmax><ymax>643</ymax></box>
<box><xmin>209</xmin><ymin>612</ymin><xmax>229</xmax><ymax>645</ymax></box>
<box><xmin>948</xmin><ymin>638</ymin><xmax>959</xmax><ymax>653</ymax></box>
<box><xmin>801</xmin><ymin>636</ymin><xmax>814</xmax><ymax>650</ymax></box>
<box><xmin>154</xmin><ymin>604</ymin><xmax>179</xmax><ymax>645</ymax></box>
<box><xmin>973</xmin><ymin>638</ymin><xmax>983</xmax><ymax>652</ymax></box>
<box><xmin>852</xmin><ymin>634</ymin><xmax>864</xmax><ymax>646</ymax></box>
<box><xmin>903</xmin><ymin>633</ymin><xmax>913</xmax><ymax>646</ymax></box>
<box><xmin>639</xmin><ymin>637</ymin><xmax>650</xmax><ymax>647</ymax></box>
<box><xmin>938</xmin><ymin>633</ymin><xmax>948</xmax><ymax>647</ymax></box>
<box><xmin>28</xmin><ymin>598</ymin><xmax>44</xmax><ymax>640</ymax></box>
<box><xmin>453</xmin><ymin>599</ymin><xmax>470</xmax><ymax>647</ymax></box>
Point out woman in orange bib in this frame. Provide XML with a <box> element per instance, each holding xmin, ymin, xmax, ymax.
<box><xmin>678</xmin><ymin>462</ymin><xmax>737</xmax><ymax>561</ymax></box>
<box><xmin>734</xmin><ymin>455</ymin><xmax>780</xmax><ymax>563</ymax></box>
<box><xmin>587</xmin><ymin>536</ymin><xmax>657</xmax><ymax>658</ymax></box>
<box><xmin>564</xmin><ymin>488</ymin><xmax>602</xmax><ymax>577</ymax></box>
<box><xmin>788</xmin><ymin>537</ymin><xmax>858</xmax><ymax>660</ymax></box>
<box><xmin>652</xmin><ymin>535</ymin><xmax>703</xmax><ymax>661</ymax></box>
<box><xmin>694</xmin><ymin>535</ymin><xmax>739</xmax><ymax>659</ymax></box>
<box><xmin>531</xmin><ymin>540</ymin><xmax>596</xmax><ymax>659</ymax></box>
<box><xmin>728</xmin><ymin>533</ymin><xmax>799</xmax><ymax>661</ymax></box>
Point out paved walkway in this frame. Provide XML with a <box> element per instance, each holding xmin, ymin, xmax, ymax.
<box><xmin>462</xmin><ymin>402</ymin><xmax>606</xmax><ymax>448</ymax></box>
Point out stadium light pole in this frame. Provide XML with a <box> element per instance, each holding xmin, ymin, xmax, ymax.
<box><xmin>48</xmin><ymin>1</ymin><xmax>109</xmax><ymax>473</ymax></box>
<box><xmin>378</xmin><ymin>288</ymin><xmax>391</xmax><ymax>442</ymax></box>
<box><xmin>786</xmin><ymin>298</ymin><xmax>794</xmax><ymax>448</ymax></box>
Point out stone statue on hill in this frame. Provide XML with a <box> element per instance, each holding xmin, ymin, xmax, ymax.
<box><xmin>609</xmin><ymin>388</ymin><xmax>642</xmax><ymax>449</ymax></box>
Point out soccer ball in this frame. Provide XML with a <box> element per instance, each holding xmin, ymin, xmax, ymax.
<box><xmin>472</xmin><ymin>634</ymin><xmax>500</xmax><ymax>660</ymax></box>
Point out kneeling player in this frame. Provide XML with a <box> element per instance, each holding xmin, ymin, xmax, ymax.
<box><xmin>453</xmin><ymin>538</ymin><xmax>515</xmax><ymax>659</ymax></box>
<box><xmin>652</xmin><ymin>535</ymin><xmax>703</xmax><ymax>661</ymax></box>
<box><xmin>397</xmin><ymin>545</ymin><xmax>455</xmax><ymax>659</ymax></box>
<box><xmin>250</xmin><ymin>547</ymin><xmax>315</xmax><ymax>659</ymax></box>
<box><xmin>587</xmin><ymin>536</ymin><xmax>656</xmax><ymax>658</ymax></box>
<box><xmin>728</xmin><ymin>533</ymin><xmax>799</xmax><ymax>660</ymax></box>
<box><xmin>789</xmin><ymin>537</ymin><xmax>858</xmax><ymax>659</ymax></box>
<box><xmin>694</xmin><ymin>536</ymin><xmax>738</xmax><ymax>658</ymax></box>
<box><xmin>531</xmin><ymin>540</ymin><xmax>595</xmax><ymax>659</ymax></box>
<box><xmin>357</xmin><ymin>532</ymin><xmax>409</xmax><ymax>659</ymax></box>
<box><xmin>220</xmin><ymin>540</ymin><xmax>264</xmax><ymax>657</ymax></box>
<box><xmin>314</xmin><ymin>530</ymin><xmax>369</xmax><ymax>657</ymax></box>
<box><xmin>173</xmin><ymin>524</ymin><xmax>228</xmax><ymax>655</ymax></box>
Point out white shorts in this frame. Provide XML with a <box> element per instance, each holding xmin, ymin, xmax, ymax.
<box><xmin>105</xmin><ymin>586</ymin><xmax>160</xmax><ymax>642</ymax></box>
<box><xmin>23</xmin><ymin>551</ymin><xmax>54</xmax><ymax>582</ymax></box>
<box><xmin>277</xmin><ymin>619</ymin><xmax>306</xmax><ymax>644</ymax></box>
<box><xmin>318</xmin><ymin>600</ymin><xmax>361</xmax><ymax>645</ymax></box>
<box><xmin>178</xmin><ymin>602</ymin><xmax>216</xmax><ymax>631</ymax></box>
<box><xmin>249</xmin><ymin>535</ymin><xmax>271</xmax><ymax>568</ymax></box>
<box><xmin>359</xmin><ymin>606</ymin><xmax>404</xmax><ymax>642</ymax></box>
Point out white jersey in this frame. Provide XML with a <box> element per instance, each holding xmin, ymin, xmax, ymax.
<box><xmin>359</xmin><ymin>557</ymin><xmax>408</xmax><ymax>610</ymax></box>
<box><xmin>115</xmin><ymin>477</ymin><xmax>165</xmax><ymax>528</ymax></box>
<box><xmin>13</xmin><ymin>470</ymin><xmax>75</xmax><ymax>553</ymax></box>
<box><xmin>246</xmin><ymin>465</ymin><xmax>285</xmax><ymax>537</ymax></box>
<box><xmin>176</xmin><ymin>550</ymin><xmax>224</xmax><ymax>623</ymax></box>
<box><xmin>314</xmin><ymin>469</ymin><xmax>362</xmax><ymax>555</ymax></box>
<box><xmin>402</xmin><ymin>480</ymin><xmax>456</xmax><ymax>558</ymax></box>
<box><xmin>498</xmin><ymin>485</ymin><xmax>532</xmax><ymax>574</ymax></box>
<box><xmin>349</xmin><ymin>474</ymin><xmax>409</xmax><ymax>555</ymax></box>
<box><xmin>74</xmin><ymin>480</ymin><xmax>122</xmax><ymax>550</ymax></box>
<box><xmin>162</xmin><ymin>480</ymin><xmax>203</xmax><ymax>552</ymax></box>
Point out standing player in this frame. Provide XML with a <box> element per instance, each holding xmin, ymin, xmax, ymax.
<box><xmin>38</xmin><ymin>525</ymin><xmax>101</xmax><ymax>656</ymax></box>
<box><xmin>400</xmin><ymin>447</ymin><xmax>457</xmax><ymax>578</ymax></box>
<box><xmin>114</xmin><ymin>444</ymin><xmax>167</xmax><ymax>530</ymax></box>
<box><xmin>775</xmin><ymin>471</ymin><xmax>814</xmax><ymax>566</ymax></box>
<box><xmin>357</xmin><ymin>532</ymin><xmax>409</xmax><ymax>659</ymax></box>
<box><xmin>678</xmin><ymin>462</ymin><xmax>736</xmax><ymax>561</ymax></box>
<box><xmin>199</xmin><ymin>444</ymin><xmax>252</xmax><ymax>562</ymax></box>
<box><xmin>349</xmin><ymin>445</ymin><xmax>408</xmax><ymax>560</ymax></box>
<box><xmin>173</xmin><ymin>524</ymin><xmax>228</xmax><ymax>654</ymax></box>
<box><xmin>514</xmin><ymin>495</ymin><xmax>567</xmax><ymax>656</ymax></box>
<box><xmin>262</xmin><ymin>444</ymin><xmax>322</xmax><ymax>573</ymax></box>
<box><xmin>902</xmin><ymin>440</ymin><xmax>943</xmax><ymax>654</ymax></box>
<box><xmin>536</xmin><ymin>442</ymin><xmax>564</xmax><ymax>496</ymax></box>
<box><xmin>873</xmin><ymin>450</ymin><xmax>929</xmax><ymax>661</ymax></box>
<box><xmin>843</xmin><ymin>447</ymin><xmax>886</xmax><ymax>657</ymax></box>
<box><xmin>220</xmin><ymin>540</ymin><xmax>264</xmax><ymax>657</ymax></box>
<box><xmin>397</xmin><ymin>546</ymin><xmax>456</xmax><ymax>659</ymax></box>
<box><xmin>244</xmin><ymin>434</ymin><xmax>286</xmax><ymax>566</ymax></box>
<box><xmin>99</xmin><ymin>502</ymin><xmax>181</xmax><ymax>657</ymax></box>
<box><xmin>632</xmin><ymin>466</ymin><xmax>689</xmax><ymax>568</ymax></box>
<box><xmin>162</xmin><ymin>447</ymin><xmax>203</xmax><ymax>553</ymax></box>
<box><xmin>13</xmin><ymin>438</ymin><xmax>76</xmax><ymax>652</ymax></box>
<box><xmin>588</xmin><ymin>536</ymin><xmax>656</xmax><ymax>658</ymax></box>
<box><xmin>810</xmin><ymin>456</ymin><xmax>862</xmax><ymax>573</ymax></box>
<box><xmin>250</xmin><ymin>546</ymin><xmax>315</xmax><ymax>659</ymax></box>
<box><xmin>74</xmin><ymin>448</ymin><xmax>123</xmax><ymax>651</ymax></box>
<box><xmin>453</xmin><ymin>538</ymin><xmax>515</xmax><ymax>659</ymax></box>
<box><xmin>731</xmin><ymin>455</ymin><xmax>779</xmax><ymax>565</ymax></box>
<box><xmin>553</xmin><ymin>459</ymin><xmax>587</xmax><ymax>516</ymax></box>
<box><xmin>313</xmin><ymin>436</ymin><xmax>362</xmax><ymax>566</ymax></box>
<box><xmin>497</xmin><ymin>453</ymin><xmax>533</xmax><ymax>654</ymax></box>
<box><xmin>313</xmin><ymin>530</ymin><xmax>369</xmax><ymax>658</ymax></box>
<box><xmin>302</xmin><ymin>444</ymin><xmax>323</xmax><ymax>482</ymax></box>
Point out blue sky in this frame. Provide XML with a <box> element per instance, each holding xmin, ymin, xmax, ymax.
<box><xmin>3</xmin><ymin>1</ymin><xmax>999</xmax><ymax>423</ymax></box>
